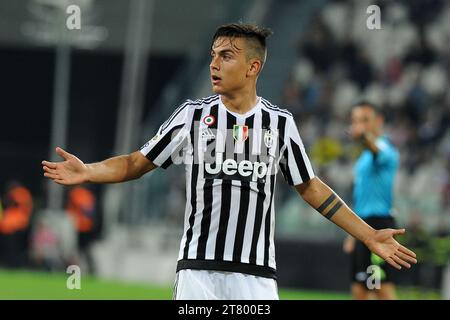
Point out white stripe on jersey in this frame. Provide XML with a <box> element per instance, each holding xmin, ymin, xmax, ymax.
<box><xmin>240</xmin><ymin>181</ymin><xmax>258</xmax><ymax>264</ymax></box>
<box><xmin>204</xmin><ymin>179</ymin><xmax>222</xmax><ymax>260</ymax></box>
<box><xmin>204</xmin><ymin>105</ymin><xmax>228</xmax><ymax>260</ymax></box>
<box><xmin>187</xmin><ymin>104</ymin><xmax>214</xmax><ymax>259</ymax></box>
<box><xmin>222</xmin><ymin>181</ymin><xmax>241</xmax><ymax>262</ymax></box>
<box><xmin>178</xmin><ymin>160</ymin><xmax>193</xmax><ymax>261</ymax></box>
<box><xmin>266</xmin><ymin>111</ymin><xmax>279</xmax><ymax>270</ymax></box>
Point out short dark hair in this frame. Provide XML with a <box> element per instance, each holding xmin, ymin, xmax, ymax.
<box><xmin>352</xmin><ymin>100</ymin><xmax>383</xmax><ymax>117</ymax></box>
<box><xmin>212</xmin><ymin>23</ymin><xmax>273</xmax><ymax>64</ymax></box>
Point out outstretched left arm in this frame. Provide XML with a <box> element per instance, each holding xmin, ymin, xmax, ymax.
<box><xmin>295</xmin><ymin>177</ymin><xmax>417</xmax><ymax>269</ymax></box>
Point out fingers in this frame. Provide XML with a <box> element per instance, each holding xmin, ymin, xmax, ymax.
<box><xmin>386</xmin><ymin>249</ymin><xmax>416</xmax><ymax>270</ymax></box>
<box><xmin>42</xmin><ymin>148</ymin><xmax>69</xmax><ymax>167</ymax></box>
<box><xmin>385</xmin><ymin>257</ymin><xmax>401</xmax><ymax>270</ymax></box>
<box><xmin>43</xmin><ymin>166</ymin><xmax>58</xmax><ymax>175</ymax></box>
<box><xmin>43</xmin><ymin>172</ymin><xmax>70</xmax><ymax>185</ymax></box>
<box><xmin>392</xmin><ymin>254</ymin><xmax>411</xmax><ymax>269</ymax></box>
<box><xmin>392</xmin><ymin>228</ymin><xmax>405</xmax><ymax>236</ymax></box>
<box><xmin>395</xmin><ymin>251</ymin><xmax>417</xmax><ymax>265</ymax></box>
<box><xmin>56</xmin><ymin>147</ymin><xmax>71</xmax><ymax>160</ymax></box>
<box><xmin>41</xmin><ymin>160</ymin><xmax>57</xmax><ymax>169</ymax></box>
<box><xmin>43</xmin><ymin>172</ymin><xmax>59</xmax><ymax>180</ymax></box>
<box><xmin>398</xmin><ymin>245</ymin><xmax>417</xmax><ymax>259</ymax></box>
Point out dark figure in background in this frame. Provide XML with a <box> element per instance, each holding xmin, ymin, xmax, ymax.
<box><xmin>66</xmin><ymin>186</ymin><xmax>98</xmax><ymax>274</ymax></box>
<box><xmin>0</xmin><ymin>182</ymin><xmax>33</xmax><ymax>268</ymax></box>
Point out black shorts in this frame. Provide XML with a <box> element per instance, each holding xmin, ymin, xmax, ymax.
<box><xmin>351</xmin><ymin>216</ymin><xmax>398</xmax><ymax>287</ymax></box>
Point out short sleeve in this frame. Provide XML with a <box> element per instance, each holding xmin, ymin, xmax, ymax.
<box><xmin>279</xmin><ymin>116</ymin><xmax>315</xmax><ymax>186</ymax></box>
<box><xmin>139</xmin><ymin>102</ymin><xmax>192</xmax><ymax>169</ymax></box>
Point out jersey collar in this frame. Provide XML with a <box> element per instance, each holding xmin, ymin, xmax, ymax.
<box><xmin>218</xmin><ymin>95</ymin><xmax>261</xmax><ymax>118</ymax></box>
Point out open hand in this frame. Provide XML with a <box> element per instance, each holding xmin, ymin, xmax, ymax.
<box><xmin>42</xmin><ymin>147</ymin><xmax>88</xmax><ymax>185</ymax></box>
<box><xmin>364</xmin><ymin>229</ymin><xmax>417</xmax><ymax>270</ymax></box>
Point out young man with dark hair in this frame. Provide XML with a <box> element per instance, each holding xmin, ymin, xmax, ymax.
<box><xmin>43</xmin><ymin>23</ymin><xmax>416</xmax><ymax>300</ymax></box>
<box><xmin>343</xmin><ymin>101</ymin><xmax>401</xmax><ymax>299</ymax></box>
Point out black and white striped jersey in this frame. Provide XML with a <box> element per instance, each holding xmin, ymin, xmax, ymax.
<box><xmin>140</xmin><ymin>94</ymin><xmax>315</xmax><ymax>279</ymax></box>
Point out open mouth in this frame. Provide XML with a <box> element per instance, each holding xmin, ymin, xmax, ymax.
<box><xmin>211</xmin><ymin>75</ymin><xmax>222</xmax><ymax>83</ymax></box>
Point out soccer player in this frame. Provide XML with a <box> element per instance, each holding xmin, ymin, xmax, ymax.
<box><xmin>42</xmin><ymin>23</ymin><xmax>416</xmax><ymax>300</ymax></box>
<box><xmin>343</xmin><ymin>102</ymin><xmax>401</xmax><ymax>300</ymax></box>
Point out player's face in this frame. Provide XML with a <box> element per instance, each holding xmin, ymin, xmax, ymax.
<box><xmin>350</xmin><ymin>106</ymin><xmax>381</xmax><ymax>139</ymax></box>
<box><xmin>210</xmin><ymin>37</ymin><xmax>251</xmax><ymax>95</ymax></box>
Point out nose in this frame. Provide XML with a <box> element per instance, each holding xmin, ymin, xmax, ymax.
<box><xmin>210</xmin><ymin>56</ymin><xmax>219</xmax><ymax>71</ymax></box>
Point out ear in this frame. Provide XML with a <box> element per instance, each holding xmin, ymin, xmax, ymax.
<box><xmin>247</xmin><ymin>59</ymin><xmax>262</xmax><ymax>77</ymax></box>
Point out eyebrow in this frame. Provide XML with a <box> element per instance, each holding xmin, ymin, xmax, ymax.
<box><xmin>211</xmin><ymin>48</ymin><xmax>236</xmax><ymax>56</ymax></box>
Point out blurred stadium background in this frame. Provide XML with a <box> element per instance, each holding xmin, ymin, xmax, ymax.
<box><xmin>0</xmin><ymin>0</ymin><xmax>449</xmax><ymax>299</ymax></box>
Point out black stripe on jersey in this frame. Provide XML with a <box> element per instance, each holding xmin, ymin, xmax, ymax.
<box><xmin>214</xmin><ymin>111</ymin><xmax>237</xmax><ymax>261</ymax></box>
<box><xmin>232</xmin><ymin>115</ymin><xmax>254</xmax><ymax>263</ymax></box>
<box><xmin>277</xmin><ymin>115</ymin><xmax>287</xmax><ymax>157</ymax></box>
<box><xmin>146</xmin><ymin>124</ymin><xmax>184</xmax><ymax>163</ymax></box>
<box><xmin>290</xmin><ymin>138</ymin><xmax>312</xmax><ymax>183</ymax></box>
<box><xmin>267</xmin><ymin>115</ymin><xmax>285</xmax><ymax>260</ymax></box>
<box><xmin>249</xmin><ymin>110</ymin><xmax>271</xmax><ymax>265</ymax></box>
<box><xmin>259</xmin><ymin>109</ymin><xmax>271</xmax><ymax>161</ymax></box>
<box><xmin>160</xmin><ymin>102</ymin><xmax>188</xmax><ymax>133</ymax></box>
<box><xmin>248</xmin><ymin>188</ymin><xmax>266</xmax><ymax>264</ymax></box>
<box><xmin>160</xmin><ymin>138</ymin><xmax>187</xmax><ymax>169</ymax></box>
<box><xmin>278</xmin><ymin>116</ymin><xmax>294</xmax><ymax>185</ymax></box>
<box><xmin>263</xmin><ymin>172</ymin><xmax>276</xmax><ymax>267</ymax></box>
<box><xmin>261</xmin><ymin>108</ymin><xmax>271</xmax><ymax>130</ymax></box>
<box><xmin>183</xmin><ymin>108</ymin><xmax>203</xmax><ymax>259</ymax></box>
<box><xmin>196</xmin><ymin>104</ymin><xmax>219</xmax><ymax>259</ymax></box>
<box><xmin>261</xmin><ymin>99</ymin><xmax>292</xmax><ymax>117</ymax></box>
<box><xmin>278</xmin><ymin>117</ymin><xmax>294</xmax><ymax>186</ymax></box>
<box><xmin>280</xmin><ymin>148</ymin><xmax>294</xmax><ymax>185</ymax></box>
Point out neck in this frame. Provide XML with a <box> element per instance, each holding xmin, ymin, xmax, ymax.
<box><xmin>220</xmin><ymin>86</ymin><xmax>258</xmax><ymax>115</ymax></box>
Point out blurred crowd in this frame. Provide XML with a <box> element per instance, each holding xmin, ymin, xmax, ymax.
<box><xmin>0</xmin><ymin>181</ymin><xmax>101</xmax><ymax>275</ymax></box>
<box><xmin>278</xmin><ymin>0</ymin><xmax>450</xmax><ymax>290</ymax></box>
<box><xmin>280</xmin><ymin>0</ymin><xmax>449</xmax><ymax>221</ymax></box>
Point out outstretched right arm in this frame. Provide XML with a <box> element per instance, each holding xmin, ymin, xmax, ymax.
<box><xmin>42</xmin><ymin>147</ymin><xmax>156</xmax><ymax>185</ymax></box>
<box><xmin>44</xmin><ymin>99</ymin><xmax>193</xmax><ymax>186</ymax></box>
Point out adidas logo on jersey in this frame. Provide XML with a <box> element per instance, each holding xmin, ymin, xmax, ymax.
<box><xmin>201</xmin><ymin>127</ymin><xmax>215</xmax><ymax>141</ymax></box>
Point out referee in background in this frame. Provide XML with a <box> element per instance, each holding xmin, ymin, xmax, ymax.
<box><xmin>344</xmin><ymin>101</ymin><xmax>400</xmax><ymax>300</ymax></box>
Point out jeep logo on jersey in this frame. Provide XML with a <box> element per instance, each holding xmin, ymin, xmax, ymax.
<box><xmin>204</xmin><ymin>153</ymin><xmax>269</xmax><ymax>183</ymax></box>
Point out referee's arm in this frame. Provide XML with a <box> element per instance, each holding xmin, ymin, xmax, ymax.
<box><xmin>295</xmin><ymin>177</ymin><xmax>417</xmax><ymax>270</ymax></box>
<box><xmin>42</xmin><ymin>147</ymin><xmax>156</xmax><ymax>185</ymax></box>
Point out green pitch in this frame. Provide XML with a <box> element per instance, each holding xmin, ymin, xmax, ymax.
<box><xmin>0</xmin><ymin>269</ymin><xmax>439</xmax><ymax>300</ymax></box>
<box><xmin>0</xmin><ymin>269</ymin><xmax>349</xmax><ymax>300</ymax></box>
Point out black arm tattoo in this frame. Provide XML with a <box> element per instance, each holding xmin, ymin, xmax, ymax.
<box><xmin>316</xmin><ymin>194</ymin><xmax>336</xmax><ymax>213</ymax></box>
<box><xmin>316</xmin><ymin>193</ymin><xmax>343</xmax><ymax>220</ymax></box>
